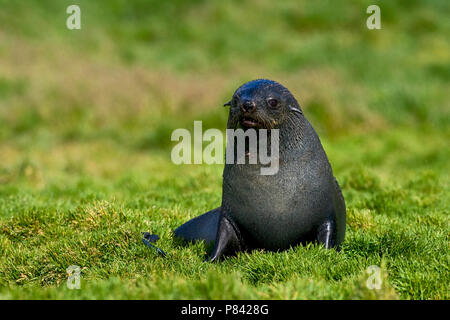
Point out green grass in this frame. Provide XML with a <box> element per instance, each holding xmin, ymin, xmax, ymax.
<box><xmin>0</xmin><ymin>0</ymin><xmax>449</xmax><ymax>299</ymax></box>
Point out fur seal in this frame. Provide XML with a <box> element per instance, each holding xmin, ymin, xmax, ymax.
<box><xmin>174</xmin><ymin>79</ymin><xmax>346</xmax><ymax>261</ymax></box>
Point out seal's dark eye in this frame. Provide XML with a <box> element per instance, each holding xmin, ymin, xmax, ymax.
<box><xmin>267</xmin><ymin>98</ymin><xmax>279</xmax><ymax>108</ymax></box>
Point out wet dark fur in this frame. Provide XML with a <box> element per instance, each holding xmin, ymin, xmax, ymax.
<box><xmin>174</xmin><ymin>79</ymin><xmax>346</xmax><ymax>261</ymax></box>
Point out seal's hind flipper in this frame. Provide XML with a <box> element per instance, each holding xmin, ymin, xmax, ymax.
<box><xmin>174</xmin><ymin>207</ymin><xmax>221</xmax><ymax>244</ymax></box>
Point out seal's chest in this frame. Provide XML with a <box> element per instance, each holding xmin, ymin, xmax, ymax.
<box><xmin>223</xmin><ymin>164</ymin><xmax>299</xmax><ymax>215</ymax></box>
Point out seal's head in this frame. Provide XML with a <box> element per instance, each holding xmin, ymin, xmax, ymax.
<box><xmin>224</xmin><ymin>79</ymin><xmax>302</xmax><ymax>130</ymax></box>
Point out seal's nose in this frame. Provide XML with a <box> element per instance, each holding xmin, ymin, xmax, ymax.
<box><xmin>241</xmin><ymin>100</ymin><xmax>256</xmax><ymax>113</ymax></box>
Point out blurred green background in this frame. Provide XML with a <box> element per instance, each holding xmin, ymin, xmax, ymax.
<box><xmin>0</xmin><ymin>0</ymin><xmax>448</xmax><ymax>299</ymax></box>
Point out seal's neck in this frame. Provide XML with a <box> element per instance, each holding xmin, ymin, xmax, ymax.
<box><xmin>278</xmin><ymin>112</ymin><xmax>309</xmax><ymax>154</ymax></box>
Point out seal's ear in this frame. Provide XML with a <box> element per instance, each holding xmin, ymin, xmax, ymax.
<box><xmin>223</xmin><ymin>101</ymin><xmax>231</xmax><ymax>107</ymax></box>
<box><xmin>289</xmin><ymin>105</ymin><xmax>303</xmax><ymax>115</ymax></box>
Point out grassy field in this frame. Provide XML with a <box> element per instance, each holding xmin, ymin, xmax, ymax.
<box><xmin>0</xmin><ymin>0</ymin><xmax>449</xmax><ymax>299</ymax></box>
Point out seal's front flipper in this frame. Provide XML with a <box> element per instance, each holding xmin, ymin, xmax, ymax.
<box><xmin>206</xmin><ymin>214</ymin><xmax>243</xmax><ymax>262</ymax></box>
<box><xmin>174</xmin><ymin>207</ymin><xmax>221</xmax><ymax>244</ymax></box>
<box><xmin>316</xmin><ymin>219</ymin><xmax>337</xmax><ymax>249</ymax></box>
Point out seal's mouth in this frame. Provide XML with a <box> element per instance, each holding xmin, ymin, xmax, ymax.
<box><xmin>240</xmin><ymin>116</ymin><xmax>261</xmax><ymax>129</ymax></box>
